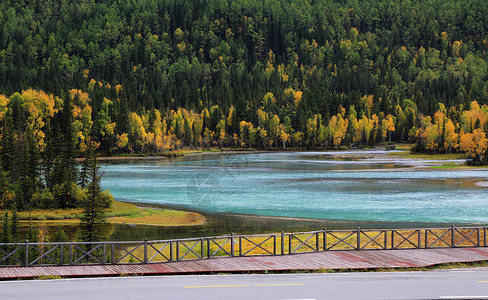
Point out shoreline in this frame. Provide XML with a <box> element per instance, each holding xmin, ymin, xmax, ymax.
<box><xmin>91</xmin><ymin>146</ymin><xmax>479</xmax><ymax>169</ymax></box>
<box><xmin>10</xmin><ymin>201</ymin><xmax>206</xmax><ymax>227</ymax></box>
<box><xmin>128</xmin><ymin>201</ymin><xmax>488</xmax><ymax>230</ymax></box>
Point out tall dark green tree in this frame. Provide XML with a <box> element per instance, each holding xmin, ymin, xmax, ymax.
<box><xmin>51</xmin><ymin>92</ymin><xmax>80</xmax><ymax>208</ymax></box>
<box><xmin>79</xmin><ymin>156</ymin><xmax>112</xmax><ymax>242</ymax></box>
<box><xmin>16</xmin><ymin>126</ymin><xmax>41</xmax><ymax>210</ymax></box>
<box><xmin>42</xmin><ymin>117</ymin><xmax>56</xmax><ymax>190</ymax></box>
<box><xmin>0</xmin><ymin>110</ymin><xmax>15</xmax><ymax>176</ymax></box>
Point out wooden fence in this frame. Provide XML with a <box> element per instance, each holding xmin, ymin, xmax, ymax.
<box><xmin>0</xmin><ymin>225</ymin><xmax>486</xmax><ymax>267</ymax></box>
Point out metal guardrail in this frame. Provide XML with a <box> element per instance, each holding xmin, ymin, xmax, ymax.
<box><xmin>0</xmin><ymin>225</ymin><xmax>486</xmax><ymax>267</ymax></box>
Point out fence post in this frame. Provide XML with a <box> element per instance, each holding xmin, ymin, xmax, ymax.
<box><xmin>451</xmin><ymin>225</ymin><xmax>455</xmax><ymax>248</ymax></box>
<box><xmin>417</xmin><ymin>230</ymin><xmax>421</xmax><ymax>249</ymax></box>
<box><xmin>144</xmin><ymin>239</ymin><xmax>148</xmax><ymax>264</ymax></box>
<box><xmin>485</xmin><ymin>227</ymin><xmax>487</xmax><ymax>247</ymax></box>
<box><xmin>323</xmin><ymin>228</ymin><xmax>327</xmax><ymax>251</ymax></box>
<box><xmin>60</xmin><ymin>244</ymin><xmax>64</xmax><ymax>266</ymax></box>
<box><xmin>478</xmin><ymin>228</ymin><xmax>481</xmax><ymax>247</ymax></box>
<box><xmin>207</xmin><ymin>238</ymin><xmax>211</xmax><ymax>258</ymax></box>
<box><xmin>169</xmin><ymin>241</ymin><xmax>173</xmax><ymax>262</ymax></box>
<box><xmin>24</xmin><ymin>240</ymin><xmax>29</xmax><ymax>267</ymax></box>
<box><xmin>200</xmin><ymin>238</ymin><xmax>204</xmax><ymax>258</ymax></box>
<box><xmin>357</xmin><ymin>227</ymin><xmax>361</xmax><ymax>250</ymax></box>
<box><xmin>239</xmin><ymin>236</ymin><xmax>242</xmax><ymax>256</ymax></box>
<box><xmin>176</xmin><ymin>241</ymin><xmax>180</xmax><ymax>261</ymax></box>
<box><xmin>383</xmin><ymin>231</ymin><xmax>387</xmax><ymax>249</ymax></box>
<box><xmin>111</xmin><ymin>243</ymin><xmax>114</xmax><ymax>264</ymax></box>
<box><xmin>231</xmin><ymin>233</ymin><xmax>235</xmax><ymax>257</ymax></box>
<box><xmin>273</xmin><ymin>235</ymin><xmax>276</xmax><ymax>255</ymax></box>
<box><xmin>281</xmin><ymin>231</ymin><xmax>285</xmax><ymax>255</ymax></box>
<box><xmin>316</xmin><ymin>232</ymin><xmax>319</xmax><ymax>251</ymax></box>
<box><xmin>425</xmin><ymin>229</ymin><xmax>428</xmax><ymax>248</ymax></box>
<box><xmin>289</xmin><ymin>234</ymin><xmax>292</xmax><ymax>254</ymax></box>
<box><xmin>70</xmin><ymin>244</ymin><xmax>73</xmax><ymax>265</ymax></box>
<box><xmin>391</xmin><ymin>230</ymin><xmax>394</xmax><ymax>249</ymax></box>
<box><xmin>102</xmin><ymin>244</ymin><xmax>106</xmax><ymax>265</ymax></box>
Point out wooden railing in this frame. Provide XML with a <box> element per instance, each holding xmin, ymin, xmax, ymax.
<box><xmin>0</xmin><ymin>225</ymin><xmax>486</xmax><ymax>267</ymax></box>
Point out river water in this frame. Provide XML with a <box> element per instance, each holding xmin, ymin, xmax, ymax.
<box><xmin>100</xmin><ymin>151</ymin><xmax>488</xmax><ymax>239</ymax></box>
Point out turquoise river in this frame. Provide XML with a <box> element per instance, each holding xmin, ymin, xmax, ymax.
<box><xmin>101</xmin><ymin>151</ymin><xmax>488</xmax><ymax>225</ymax></box>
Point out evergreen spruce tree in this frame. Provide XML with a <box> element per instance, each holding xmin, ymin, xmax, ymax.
<box><xmin>0</xmin><ymin>110</ymin><xmax>15</xmax><ymax>176</ymax></box>
<box><xmin>51</xmin><ymin>225</ymin><xmax>68</xmax><ymax>243</ymax></box>
<box><xmin>16</xmin><ymin>126</ymin><xmax>41</xmax><ymax>210</ymax></box>
<box><xmin>42</xmin><ymin>118</ymin><xmax>55</xmax><ymax>190</ymax></box>
<box><xmin>26</xmin><ymin>218</ymin><xmax>38</xmax><ymax>243</ymax></box>
<box><xmin>10</xmin><ymin>206</ymin><xmax>19</xmax><ymax>242</ymax></box>
<box><xmin>0</xmin><ymin>163</ymin><xmax>11</xmax><ymax>209</ymax></box>
<box><xmin>79</xmin><ymin>156</ymin><xmax>111</xmax><ymax>242</ymax></box>
<box><xmin>60</xmin><ymin>91</ymin><xmax>78</xmax><ymax>183</ymax></box>
<box><xmin>0</xmin><ymin>211</ymin><xmax>11</xmax><ymax>265</ymax></box>
<box><xmin>79</xmin><ymin>140</ymin><xmax>96</xmax><ymax>189</ymax></box>
<box><xmin>52</xmin><ymin>92</ymin><xmax>80</xmax><ymax>208</ymax></box>
<box><xmin>0</xmin><ymin>211</ymin><xmax>10</xmax><ymax>244</ymax></box>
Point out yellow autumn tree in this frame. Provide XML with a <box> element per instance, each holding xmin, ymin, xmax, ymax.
<box><xmin>443</xmin><ymin>120</ymin><xmax>458</xmax><ymax>153</ymax></box>
<box><xmin>460</xmin><ymin>129</ymin><xmax>488</xmax><ymax>161</ymax></box>
<box><xmin>328</xmin><ymin>113</ymin><xmax>348</xmax><ymax>148</ymax></box>
<box><xmin>460</xmin><ymin>101</ymin><xmax>487</xmax><ymax>133</ymax></box>
<box><xmin>128</xmin><ymin>112</ymin><xmax>147</xmax><ymax>151</ymax></box>
<box><xmin>357</xmin><ymin>115</ymin><xmax>373</xmax><ymax>144</ymax></box>
<box><xmin>385</xmin><ymin>114</ymin><xmax>395</xmax><ymax>142</ymax></box>
<box><xmin>279</xmin><ymin>123</ymin><xmax>290</xmax><ymax>149</ymax></box>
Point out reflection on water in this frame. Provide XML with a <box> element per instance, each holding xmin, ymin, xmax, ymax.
<box><xmin>99</xmin><ymin>151</ymin><xmax>488</xmax><ymax>239</ymax></box>
<box><xmin>110</xmin><ymin>208</ymin><xmax>472</xmax><ymax>241</ymax></box>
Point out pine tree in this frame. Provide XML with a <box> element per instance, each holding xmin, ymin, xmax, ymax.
<box><xmin>79</xmin><ymin>140</ymin><xmax>96</xmax><ymax>189</ymax></box>
<box><xmin>10</xmin><ymin>206</ymin><xmax>19</xmax><ymax>242</ymax></box>
<box><xmin>51</xmin><ymin>225</ymin><xmax>68</xmax><ymax>243</ymax></box>
<box><xmin>60</xmin><ymin>92</ymin><xmax>78</xmax><ymax>183</ymax></box>
<box><xmin>0</xmin><ymin>211</ymin><xmax>11</xmax><ymax>265</ymax></box>
<box><xmin>42</xmin><ymin>118</ymin><xmax>56</xmax><ymax>190</ymax></box>
<box><xmin>0</xmin><ymin>211</ymin><xmax>10</xmax><ymax>244</ymax></box>
<box><xmin>0</xmin><ymin>110</ymin><xmax>15</xmax><ymax>176</ymax></box>
<box><xmin>51</xmin><ymin>92</ymin><xmax>80</xmax><ymax>208</ymax></box>
<box><xmin>79</xmin><ymin>156</ymin><xmax>111</xmax><ymax>242</ymax></box>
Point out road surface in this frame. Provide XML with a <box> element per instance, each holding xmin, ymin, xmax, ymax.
<box><xmin>2</xmin><ymin>268</ymin><xmax>488</xmax><ymax>299</ymax></box>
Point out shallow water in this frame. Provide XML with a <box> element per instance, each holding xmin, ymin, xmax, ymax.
<box><xmin>101</xmin><ymin>152</ymin><xmax>488</xmax><ymax>224</ymax></box>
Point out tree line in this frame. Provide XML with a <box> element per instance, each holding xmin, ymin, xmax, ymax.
<box><xmin>0</xmin><ymin>0</ymin><xmax>487</xmax><ymax>118</ymax></box>
<box><xmin>2</xmin><ymin>88</ymin><xmax>488</xmax><ymax>166</ymax></box>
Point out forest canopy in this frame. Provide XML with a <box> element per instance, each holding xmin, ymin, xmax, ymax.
<box><xmin>0</xmin><ymin>0</ymin><xmax>487</xmax><ymax>164</ymax></box>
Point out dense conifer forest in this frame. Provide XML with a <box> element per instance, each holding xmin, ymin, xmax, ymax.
<box><xmin>0</xmin><ymin>0</ymin><xmax>488</xmax><ymax>212</ymax></box>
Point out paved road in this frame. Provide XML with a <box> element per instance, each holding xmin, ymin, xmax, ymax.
<box><xmin>2</xmin><ymin>268</ymin><xmax>488</xmax><ymax>299</ymax></box>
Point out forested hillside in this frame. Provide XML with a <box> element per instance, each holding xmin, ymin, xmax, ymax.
<box><xmin>0</xmin><ymin>0</ymin><xmax>487</xmax><ymax>159</ymax></box>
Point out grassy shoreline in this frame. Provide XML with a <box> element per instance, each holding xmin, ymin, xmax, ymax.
<box><xmin>1</xmin><ymin>201</ymin><xmax>206</xmax><ymax>227</ymax></box>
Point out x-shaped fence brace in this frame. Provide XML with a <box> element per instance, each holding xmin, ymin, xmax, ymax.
<box><xmin>28</xmin><ymin>244</ymin><xmax>61</xmax><ymax>266</ymax></box>
<box><xmin>326</xmin><ymin>231</ymin><xmax>357</xmax><ymax>250</ymax></box>
<box><xmin>240</xmin><ymin>236</ymin><xmax>274</xmax><ymax>256</ymax></box>
<box><xmin>209</xmin><ymin>238</ymin><xmax>232</xmax><ymax>257</ymax></box>
<box><xmin>112</xmin><ymin>243</ymin><xmax>144</xmax><ymax>264</ymax></box>
<box><xmin>359</xmin><ymin>230</ymin><xmax>387</xmax><ymax>250</ymax></box>
<box><xmin>0</xmin><ymin>245</ymin><xmax>23</xmax><ymax>265</ymax></box>
<box><xmin>392</xmin><ymin>230</ymin><xmax>420</xmax><ymax>249</ymax></box>
<box><xmin>454</xmin><ymin>228</ymin><xmax>479</xmax><ymax>247</ymax></box>
<box><xmin>426</xmin><ymin>229</ymin><xmax>451</xmax><ymax>248</ymax></box>
<box><xmin>147</xmin><ymin>242</ymin><xmax>171</xmax><ymax>263</ymax></box>
<box><xmin>71</xmin><ymin>244</ymin><xmax>105</xmax><ymax>265</ymax></box>
<box><xmin>177</xmin><ymin>240</ymin><xmax>202</xmax><ymax>260</ymax></box>
<box><xmin>290</xmin><ymin>233</ymin><xmax>317</xmax><ymax>253</ymax></box>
